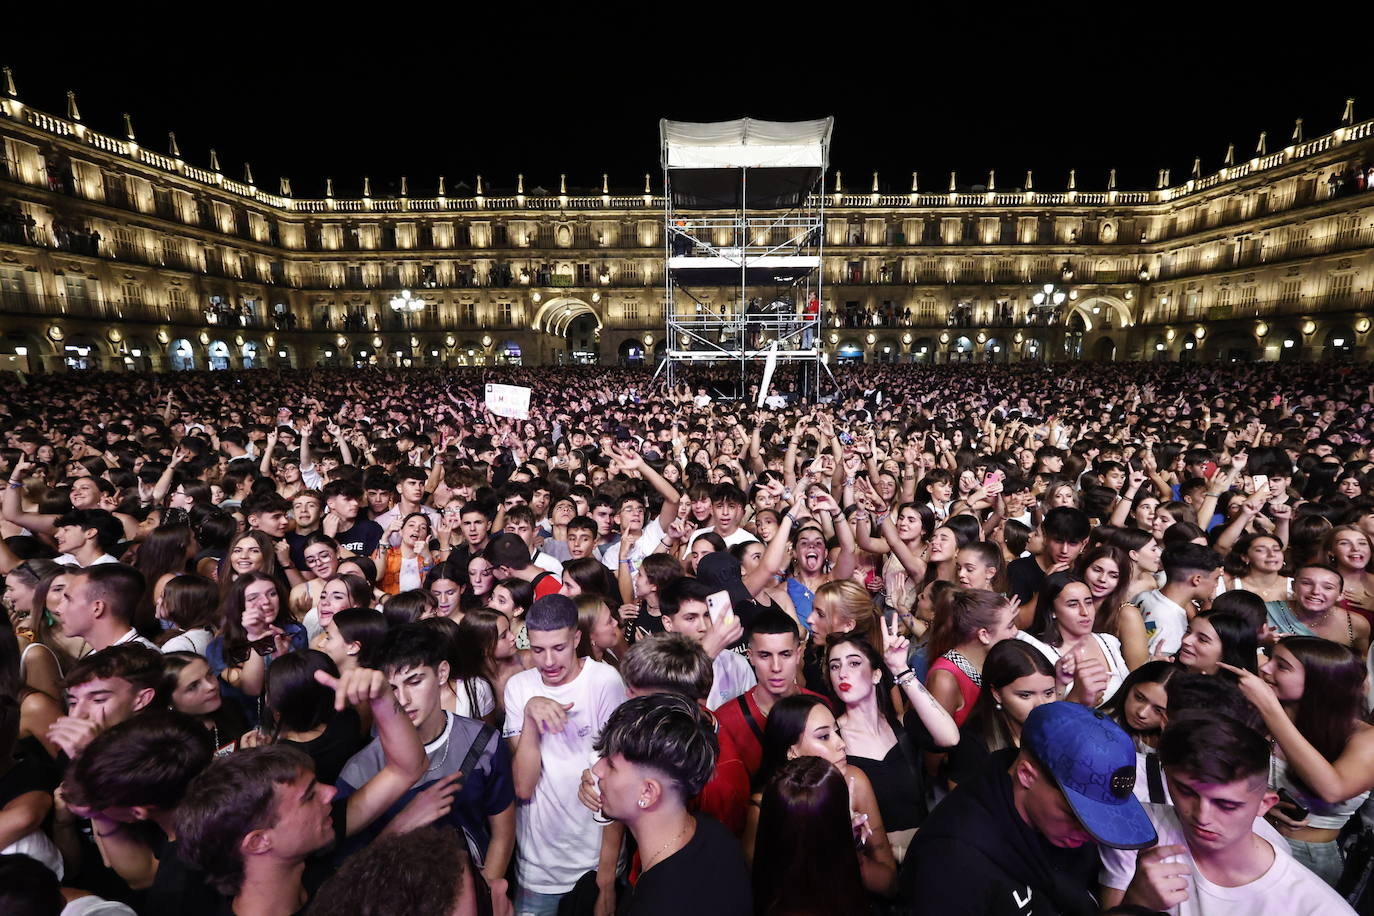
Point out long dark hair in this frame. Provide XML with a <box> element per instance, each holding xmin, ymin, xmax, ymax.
<box><xmin>754</xmin><ymin>693</ymin><xmax>830</xmax><ymax>793</ymax></box>
<box><xmin>0</xmin><ymin>623</ymin><xmax>36</xmax><ymax>704</ymax></box>
<box><xmin>457</xmin><ymin>608</ymin><xmax>510</xmax><ymax>684</ymax></box>
<box><xmin>217</xmin><ymin>572</ymin><xmax>293</xmax><ymax>666</ymax></box>
<box><xmin>1100</xmin><ymin>660</ymin><xmax>1180</xmax><ymax>744</ymax></box>
<box><xmin>823</xmin><ymin>634</ymin><xmax>898</xmax><ymax>732</ymax></box>
<box><xmin>264</xmin><ymin>650</ymin><xmax>338</xmax><ymax>737</ymax></box>
<box><xmin>1073</xmin><ymin>545</ymin><xmax>1132</xmax><ymax>636</ymax></box>
<box><xmin>752</xmin><ymin>756</ymin><xmax>867</xmax><ymax>916</ymax></box>
<box><xmin>1190</xmin><ymin>610</ymin><xmax>1258</xmax><ymax>674</ymax></box>
<box><xmin>1281</xmin><ymin>637</ymin><xmax>1365</xmax><ymax>766</ymax></box>
<box><xmin>133</xmin><ymin>523</ymin><xmax>194</xmax><ymax>635</ymax></box>
<box><xmin>1031</xmin><ymin>571</ymin><xmax>1090</xmax><ymax>648</ymax></box>
<box><xmin>416</xmin><ymin>616</ymin><xmax>492</xmax><ymax>717</ymax></box>
<box><xmin>962</xmin><ymin>639</ymin><xmax>1056</xmax><ymax>754</ymax></box>
<box><xmin>562</xmin><ymin>556</ymin><xmax>613</xmax><ymax>601</ymax></box>
<box><xmin>158</xmin><ymin>574</ymin><xmax>221</xmax><ymax>637</ymax></box>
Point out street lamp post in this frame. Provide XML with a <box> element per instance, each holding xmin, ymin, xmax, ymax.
<box><xmin>388</xmin><ymin>289</ymin><xmax>426</xmax><ymax>329</ymax></box>
<box><xmin>1030</xmin><ymin>283</ymin><xmax>1068</xmax><ymax>326</ymax></box>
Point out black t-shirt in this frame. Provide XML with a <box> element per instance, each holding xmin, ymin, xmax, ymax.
<box><xmin>624</xmin><ymin>815</ymin><xmax>752</xmax><ymax>916</ymax></box>
<box><xmin>142</xmin><ymin>835</ymin><xmax>224</xmax><ymax>916</ymax></box>
<box><xmin>944</xmin><ymin>727</ymin><xmax>995</xmax><ymax>790</ymax></box>
<box><xmin>0</xmin><ymin>735</ymin><xmax>59</xmax><ymax>804</ymax></box>
<box><xmin>284</xmin><ymin>529</ymin><xmax>316</xmax><ymax>572</ymax></box>
<box><xmin>281</xmin><ymin>708</ymin><xmax>364</xmax><ymax>786</ymax></box>
<box><xmin>902</xmin><ymin>748</ymin><xmax>1101</xmax><ymax>916</ymax></box>
<box><xmin>333</xmin><ymin>519</ymin><xmax>383</xmax><ymax>557</ymax></box>
<box><xmin>1006</xmin><ymin>556</ymin><xmax>1047</xmax><ymax>605</ymax></box>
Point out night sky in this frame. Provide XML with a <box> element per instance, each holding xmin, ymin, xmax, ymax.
<box><xmin>5</xmin><ymin>11</ymin><xmax>1370</xmax><ymax>199</ymax></box>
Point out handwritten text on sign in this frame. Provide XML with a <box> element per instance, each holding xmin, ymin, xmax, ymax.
<box><xmin>485</xmin><ymin>383</ymin><xmax>531</xmax><ymax>420</ymax></box>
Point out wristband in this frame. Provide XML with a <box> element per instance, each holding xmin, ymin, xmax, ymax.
<box><xmin>894</xmin><ymin>669</ymin><xmax>917</xmax><ymax>687</ymax></box>
<box><xmin>844</xmin><ymin>476</ymin><xmax>856</xmax><ymax>487</ymax></box>
<box><xmin>786</xmin><ymin>512</ymin><xmax>799</xmax><ymax>526</ymax></box>
<box><xmin>8</xmin><ymin>481</ymin><xmax>21</xmax><ymax>489</ymax></box>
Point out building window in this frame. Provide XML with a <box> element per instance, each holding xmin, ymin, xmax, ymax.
<box><xmin>499</xmin><ymin>302</ymin><xmax>512</xmax><ymax>324</ymax></box>
<box><xmin>576</xmin><ymin>263</ymin><xmax>593</xmax><ymax>285</ymax></box>
<box><xmin>121</xmin><ymin>281</ymin><xmax>144</xmax><ymax>307</ymax></box>
<box><xmin>624</xmin><ymin>300</ymin><xmax>640</xmax><ymax>321</ymax></box>
<box><xmin>168</xmin><ymin>286</ymin><xmax>188</xmax><ymax>314</ymax></box>
<box><xmin>461</xmin><ymin>301</ymin><xmax>475</xmax><ymax>325</ymax></box>
<box><xmin>1329</xmin><ymin>273</ymin><xmax>1354</xmax><ymax>303</ymax></box>
<box><xmin>1278</xmin><ymin>279</ymin><xmax>1301</xmax><ymax>305</ymax></box>
<box><xmin>492</xmin><ymin>224</ymin><xmax>508</xmax><ymax>247</ymax></box>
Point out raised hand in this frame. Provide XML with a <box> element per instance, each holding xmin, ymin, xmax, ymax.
<box><xmin>880</xmin><ymin>615</ymin><xmax>910</xmax><ymax>675</ymax></box>
<box><xmin>380</xmin><ymin>771</ymin><xmax>463</xmax><ymax>836</ymax></box>
<box><xmin>524</xmin><ymin>697</ymin><xmax>575</xmax><ymax>735</ymax></box>
<box><xmin>313</xmin><ymin>666</ymin><xmax>391</xmax><ymax>712</ymax></box>
<box><xmin>1123</xmin><ymin>845</ymin><xmax>1191</xmax><ymax>911</ymax></box>
<box><xmin>1216</xmin><ymin>663</ymin><xmax>1283</xmax><ymax>718</ymax></box>
<box><xmin>700</xmin><ymin>607</ymin><xmax>743</xmax><ymax>660</ymax></box>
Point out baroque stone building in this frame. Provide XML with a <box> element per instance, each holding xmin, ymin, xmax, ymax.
<box><xmin>1</xmin><ymin>76</ymin><xmax>1372</xmax><ymax>373</ymax></box>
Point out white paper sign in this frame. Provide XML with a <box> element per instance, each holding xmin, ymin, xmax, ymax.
<box><xmin>485</xmin><ymin>383</ymin><xmax>531</xmax><ymax>420</ymax></box>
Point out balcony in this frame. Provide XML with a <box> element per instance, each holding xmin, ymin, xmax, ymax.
<box><xmin>1154</xmin><ymin>225</ymin><xmax>1374</xmax><ymax>282</ymax></box>
<box><xmin>0</xmin><ymin>290</ymin><xmax>200</xmax><ymax>325</ymax></box>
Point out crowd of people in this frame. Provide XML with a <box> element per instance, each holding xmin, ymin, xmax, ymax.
<box><xmin>0</xmin><ymin>358</ymin><xmax>1373</xmax><ymax>915</ymax></box>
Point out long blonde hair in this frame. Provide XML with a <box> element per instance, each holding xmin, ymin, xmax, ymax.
<box><xmin>812</xmin><ymin>580</ymin><xmax>882</xmax><ymax>645</ymax></box>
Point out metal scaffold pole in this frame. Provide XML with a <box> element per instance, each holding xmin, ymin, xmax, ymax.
<box><xmin>659</xmin><ymin>117</ymin><xmax>837</xmax><ymax>404</ymax></box>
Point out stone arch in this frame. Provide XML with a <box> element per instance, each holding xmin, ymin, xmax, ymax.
<box><xmin>1073</xmin><ymin>294</ymin><xmax>1132</xmax><ymax>328</ymax></box>
<box><xmin>533</xmin><ymin>297</ymin><xmax>602</xmax><ymax>336</ymax></box>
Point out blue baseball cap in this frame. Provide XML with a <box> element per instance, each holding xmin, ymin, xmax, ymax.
<box><xmin>1022</xmin><ymin>702</ymin><xmax>1157</xmax><ymax>850</ymax></box>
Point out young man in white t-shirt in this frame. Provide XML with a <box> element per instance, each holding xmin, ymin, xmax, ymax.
<box><xmin>1138</xmin><ymin>542</ymin><xmax>1222</xmax><ymax>657</ymax></box>
<box><xmin>598</xmin><ymin>445</ymin><xmax>681</xmax><ymax>573</ymax></box>
<box><xmin>1100</xmin><ymin>713</ymin><xmax>1353</xmax><ymax>915</ymax></box>
<box><xmin>659</xmin><ymin>578</ymin><xmax>755</xmax><ymax>711</ymax></box>
<box><xmin>685</xmin><ymin>484</ymin><xmax>756</xmax><ymax>550</ymax></box>
<box><xmin>503</xmin><ymin>595</ymin><xmax>627</xmax><ymax>916</ymax></box>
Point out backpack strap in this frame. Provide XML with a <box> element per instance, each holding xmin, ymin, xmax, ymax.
<box><xmin>1144</xmin><ymin>752</ymin><xmax>1166</xmax><ymax>804</ymax></box>
<box><xmin>460</xmin><ymin>723</ymin><xmax>499</xmax><ymax>781</ymax></box>
<box><xmin>737</xmin><ymin>694</ymin><xmax>766</xmax><ymax>744</ymax></box>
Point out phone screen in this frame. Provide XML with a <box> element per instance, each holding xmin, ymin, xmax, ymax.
<box><xmin>706</xmin><ymin>589</ymin><xmax>733</xmax><ymax>627</ymax></box>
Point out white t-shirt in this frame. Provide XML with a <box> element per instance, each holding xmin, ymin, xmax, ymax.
<box><xmin>1015</xmin><ymin>630</ymin><xmax>1129</xmax><ymax>707</ymax></box>
<box><xmin>685</xmin><ymin>526</ymin><xmax>756</xmax><ymax>550</ymax></box>
<box><xmin>1099</xmin><ymin>803</ymin><xmax>1351</xmax><ymax>915</ymax></box>
<box><xmin>453</xmin><ymin>676</ymin><xmax>496</xmax><ymax>719</ymax></box>
<box><xmin>502</xmin><ymin>659</ymin><xmax>627</xmax><ymax>894</ymax></box>
<box><xmin>707</xmin><ymin>648</ymin><xmax>758</xmax><ymax>711</ymax></box>
<box><xmin>62</xmin><ymin>898</ymin><xmax>137</xmax><ymax>916</ymax></box>
<box><xmin>108</xmin><ymin>629</ymin><xmax>157</xmax><ymax>651</ymax></box>
<box><xmin>54</xmin><ymin>552</ymin><xmax>120</xmax><ymax>568</ymax></box>
<box><xmin>161</xmin><ymin>627</ymin><xmax>213</xmax><ymax>657</ymax></box>
<box><xmin>532</xmin><ymin>550</ymin><xmax>564</xmax><ymax>578</ymax></box>
<box><xmin>600</xmin><ymin>519</ymin><xmax>666</xmax><ymax>573</ymax></box>
<box><xmin>1137</xmin><ymin>589</ymin><xmax>1190</xmax><ymax>657</ymax></box>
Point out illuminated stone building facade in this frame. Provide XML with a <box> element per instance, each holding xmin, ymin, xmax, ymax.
<box><xmin>1</xmin><ymin>78</ymin><xmax>1372</xmax><ymax>372</ymax></box>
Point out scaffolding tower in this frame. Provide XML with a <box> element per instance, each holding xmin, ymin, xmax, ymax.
<box><xmin>657</xmin><ymin>117</ymin><xmax>836</xmax><ymax>401</ymax></box>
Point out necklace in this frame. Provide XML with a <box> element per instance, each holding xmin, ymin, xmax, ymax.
<box><xmin>424</xmin><ymin>714</ymin><xmax>452</xmax><ymax>774</ymax></box>
<box><xmin>642</xmin><ymin>817</ymin><xmax>693</xmax><ymax>873</ymax></box>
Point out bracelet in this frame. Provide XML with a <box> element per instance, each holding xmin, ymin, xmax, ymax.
<box><xmin>7</xmin><ymin>481</ymin><xmax>21</xmax><ymax>489</ymax></box>
<box><xmin>844</xmin><ymin>476</ymin><xmax>856</xmax><ymax>487</ymax></box>
<box><xmin>875</xmin><ymin>512</ymin><xmax>889</xmax><ymax>524</ymax></box>
<box><xmin>894</xmin><ymin>669</ymin><xmax>917</xmax><ymax>686</ymax></box>
<box><xmin>786</xmin><ymin>512</ymin><xmax>799</xmax><ymax>526</ymax></box>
